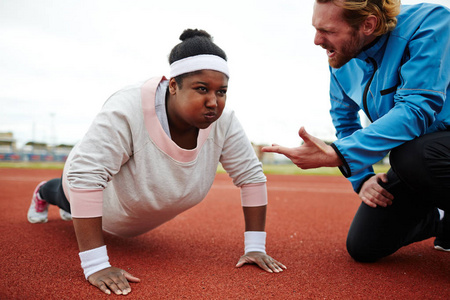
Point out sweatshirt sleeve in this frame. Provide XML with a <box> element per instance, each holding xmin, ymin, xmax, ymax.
<box><xmin>219</xmin><ymin>110</ymin><xmax>267</xmax><ymax>187</ymax></box>
<box><xmin>65</xmin><ymin>89</ymin><xmax>138</xmax><ymax>217</ymax></box>
<box><xmin>240</xmin><ymin>182</ymin><xmax>268</xmax><ymax>207</ymax></box>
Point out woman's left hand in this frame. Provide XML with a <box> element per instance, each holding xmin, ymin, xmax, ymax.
<box><xmin>236</xmin><ymin>252</ymin><xmax>287</xmax><ymax>273</ymax></box>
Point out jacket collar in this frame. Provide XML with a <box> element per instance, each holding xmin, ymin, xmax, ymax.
<box><xmin>355</xmin><ymin>34</ymin><xmax>388</xmax><ymax>61</ymax></box>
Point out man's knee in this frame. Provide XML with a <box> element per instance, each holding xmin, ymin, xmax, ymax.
<box><xmin>346</xmin><ymin>234</ymin><xmax>380</xmax><ymax>263</ymax></box>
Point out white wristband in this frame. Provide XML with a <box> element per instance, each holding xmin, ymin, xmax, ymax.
<box><xmin>244</xmin><ymin>231</ymin><xmax>266</xmax><ymax>254</ymax></box>
<box><xmin>79</xmin><ymin>245</ymin><xmax>111</xmax><ymax>280</ymax></box>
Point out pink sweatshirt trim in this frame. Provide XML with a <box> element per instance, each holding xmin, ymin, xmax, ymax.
<box><xmin>240</xmin><ymin>183</ymin><xmax>268</xmax><ymax>207</ymax></box>
<box><xmin>141</xmin><ymin>77</ymin><xmax>212</xmax><ymax>163</ymax></box>
<box><xmin>69</xmin><ymin>188</ymin><xmax>104</xmax><ymax>218</ymax></box>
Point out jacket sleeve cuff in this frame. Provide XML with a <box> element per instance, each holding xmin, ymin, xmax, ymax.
<box><xmin>330</xmin><ymin>143</ymin><xmax>351</xmax><ymax>178</ymax></box>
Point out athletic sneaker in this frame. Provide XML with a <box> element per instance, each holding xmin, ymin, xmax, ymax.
<box><xmin>434</xmin><ymin>209</ymin><xmax>450</xmax><ymax>252</ymax></box>
<box><xmin>59</xmin><ymin>209</ymin><xmax>72</xmax><ymax>221</ymax></box>
<box><xmin>27</xmin><ymin>181</ymin><xmax>49</xmax><ymax>223</ymax></box>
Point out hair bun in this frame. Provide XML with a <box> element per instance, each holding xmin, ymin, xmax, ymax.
<box><xmin>168</xmin><ymin>28</ymin><xmax>226</xmax><ymax>64</ymax></box>
<box><xmin>179</xmin><ymin>29</ymin><xmax>212</xmax><ymax>41</ymax></box>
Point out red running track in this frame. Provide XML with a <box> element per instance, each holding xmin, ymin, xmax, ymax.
<box><xmin>1</xmin><ymin>168</ymin><xmax>449</xmax><ymax>299</ymax></box>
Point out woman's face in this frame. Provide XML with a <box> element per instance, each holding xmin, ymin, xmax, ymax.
<box><xmin>167</xmin><ymin>70</ymin><xmax>228</xmax><ymax>133</ymax></box>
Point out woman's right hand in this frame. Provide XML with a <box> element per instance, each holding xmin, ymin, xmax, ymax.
<box><xmin>73</xmin><ymin>218</ymin><xmax>140</xmax><ymax>294</ymax></box>
<box><xmin>88</xmin><ymin>266</ymin><xmax>140</xmax><ymax>295</ymax></box>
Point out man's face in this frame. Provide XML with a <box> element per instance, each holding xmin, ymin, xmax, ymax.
<box><xmin>312</xmin><ymin>1</ymin><xmax>366</xmax><ymax>68</ymax></box>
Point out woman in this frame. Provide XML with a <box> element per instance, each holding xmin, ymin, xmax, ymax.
<box><xmin>27</xmin><ymin>29</ymin><xmax>286</xmax><ymax>295</ymax></box>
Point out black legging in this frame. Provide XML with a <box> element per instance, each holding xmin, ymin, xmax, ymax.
<box><xmin>346</xmin><ymin>130</ymin><xmax>450</xmax><ymax>262</ymax></box>
<box><xmin>39</xmin><ymin>177</ymin><xmax>71</xmax><ymax>214</ymax></box>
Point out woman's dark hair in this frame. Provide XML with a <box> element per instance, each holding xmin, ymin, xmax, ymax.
<box><xmin>168</xmin><ymin>29</ymin><xmax>227</xmax><ymax>87</ymax></box>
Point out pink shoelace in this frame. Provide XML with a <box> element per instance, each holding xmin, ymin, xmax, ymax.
<box><xmin>35</xmin><ymin>196</ymin><xmax>48</xmax><ymax>212</ymax></box>
<box><xmin>34</xmin><ymin>182</ymin><xmax>48</xmax><ymax>212</ymax></box>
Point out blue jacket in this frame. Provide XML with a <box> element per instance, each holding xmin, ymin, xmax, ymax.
<box><xmin>329</xmin><ymin>3</ymin><xmax>450</xmax><ymax>192</ymax></box>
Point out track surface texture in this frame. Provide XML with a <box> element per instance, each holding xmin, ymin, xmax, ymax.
<box><xmin>1</xmin><ymin>168</ymin><xmax>449</xmax><ymax>299</ymax></box>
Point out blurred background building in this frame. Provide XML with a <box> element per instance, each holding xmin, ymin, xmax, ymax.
<box><xmin>0</xmin><ymin>132</ymin><xmax>72</xmax><ymax>162</ymax></box>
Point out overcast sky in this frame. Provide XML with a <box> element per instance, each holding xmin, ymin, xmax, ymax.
<box><xmin>1</xmin><ymin>0</ymin><xmax>448</xmax><ymax>148</ymax></box>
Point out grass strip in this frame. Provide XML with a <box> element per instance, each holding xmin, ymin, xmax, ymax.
<box><xmin>0</xmin><ymin>161</ymin><xmax>389</xmax><ymax>176</ymax></box>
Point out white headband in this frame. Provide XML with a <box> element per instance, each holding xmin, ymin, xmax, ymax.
<box><xmin>169</xmin><ymin>54</ymin><xmax>229</xmax><ymax>79</ymax></box>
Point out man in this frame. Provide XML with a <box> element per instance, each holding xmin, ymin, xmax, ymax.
<box><xmin>263</xmin><ymin>0</ymin><xmax>450</xmax><ymax>262</ymax></box>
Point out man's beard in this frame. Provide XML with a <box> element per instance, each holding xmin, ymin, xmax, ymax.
<box><xmin>327</xmin><ymin>31</ymin><xmax>364</xmax><ymax>68</ymax></box>
<box><xmin>328</xmin><ymin>50</ymin><xmax>356</xmax><ymax>68</ymax></box>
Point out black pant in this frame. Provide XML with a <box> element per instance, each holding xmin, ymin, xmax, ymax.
<box><xmin>39</xmin><ymin>177</ymin><xmax>71</xmax><ymax>214</ymax></box>
<box><xmin>346</xmin><ymin>130</ymin><xmax>450</xmax><ymax>262</ymax></box>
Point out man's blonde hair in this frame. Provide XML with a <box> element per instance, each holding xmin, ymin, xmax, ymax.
<box><xmin>317</xmin><ymin>0</ymin><xmax>401</xmax><ymax>36</ymax></box>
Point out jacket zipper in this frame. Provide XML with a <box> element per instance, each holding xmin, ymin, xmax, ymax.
<box><xmin>363</xmin><ymin>57</ymin><xmax>378</xmax><ymax>123</ymax></box>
